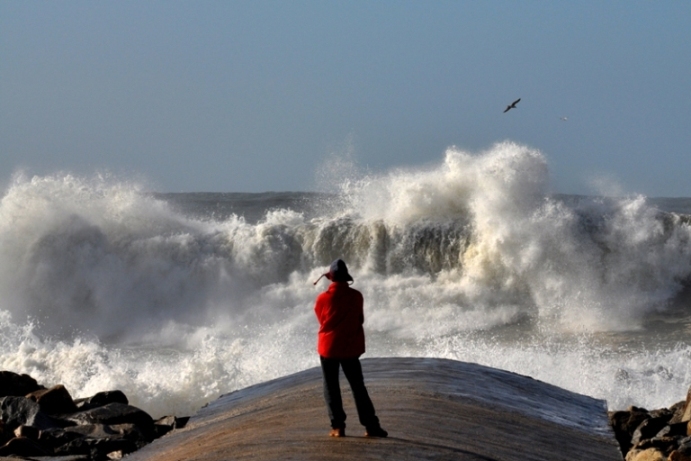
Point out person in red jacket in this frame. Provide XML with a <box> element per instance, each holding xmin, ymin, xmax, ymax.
<box><xmin>313</xmin><ymin>259</ymin><xmax>387</xmax><ymax>438</ymax></box>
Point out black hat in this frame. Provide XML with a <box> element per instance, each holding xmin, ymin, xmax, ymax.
<box><xmin>326</xmin><ymin>259</ymin><xmax>353</xmax><ymax>283</ymax></box>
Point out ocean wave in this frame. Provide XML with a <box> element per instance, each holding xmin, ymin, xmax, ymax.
<box><xmin>2</xmin><ymin>143</ymin><xmax>691</xmax><ymax>416</ymax></box>
<box><xmin>1</xmin><ymin>144</ymin><xmax>690</xmax><ymax>341</ymax></box>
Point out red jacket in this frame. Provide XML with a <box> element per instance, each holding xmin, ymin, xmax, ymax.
<box><xmin>314</xmin><ymin>282</ymin><xmax>365</xmax><ymax>359</ymax></box>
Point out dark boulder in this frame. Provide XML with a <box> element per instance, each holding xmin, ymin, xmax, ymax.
<box><xmin>0</xmin><ymin>396</ymin><xmax>66</xmax><ymax>431</ymax></box>
<box><xmin>54</xmin><ymin>435</ymin><xmax>138</xmax><ymax>460</ymax></box>
<box><xmin>670</xmin><ymin>437</ymin><xmax>691</xmax><ymax>461</ymax></box>
<box><xmin>616</xmin><ymin>402</ymin><xmax>691</xmax><ymax>460</ymax></box>
<box><xmin>0</xmin><ymin>420</ymin><xmax>11</xmax><ymax>446</ymax></box>
<box><xmin>670</xmin><ymin>400</ymin><xmax>688</xmax><ymax>424</ymax></box>
<box><xmin>680</xmin><ymin>387</ymin><xmax>691</xmax><ymax>423</ymax></box>
<box><xmin>0</xmin><ymin>373</ymin><xmax>171</xmax><ymax>460</ymax></box>
<box><xmin>0</xmin><ymin>371</ymin><xmax>44</xmax><ymax>397</ymax></box>
<box><xmin>74</xmin><ymin>390</ymin><xmax>128</xmax><ymax>412</ymax></box>
<box><xmin>670</xmin><ymin>450</ymin><xmax>691</xmax><ymax>461</ymax></box>
<box><xmin>610</xmin><ymin>406</ymin><xmax>651</xmax><ymax>455</ymax></box>
<box><xmin>167</xmin><ymin>415</ymin><xmax>189</xmax><ymax>428</ymax></box>
<box><xmin>656</xmin><ymin>422</ymin><xmax>690</xmax><ymax>439</ymax></box>
<box><xmin>626</xmin><ymin>446</ymin><xmax>666</xmax><ymax>461</ymax></box>
<box><xmin>650</xmin><ymin>407</ymin><xmax>674</xmax><ymax>423</ymax></box>
<box><xmin>633</xmin><ymin>435</ymin><xmax>679</xmax><ymax>457</ymax></box>
<box><xmin>13</xmin><ymin>424</ymin><xmax>40</xmax><ymax>440</ymax></box>
<box><xmin>65</xmin><ymin>403</ymin><xmax>154</xmax><ymax>440</ymax></box>
<box><xmin>38</xmin><ymin>426</ymin><xmax>87</xmax><ymax>452</ymax></box>
<box><xmin>65</xmin><ymin>423</ymin><xmax>149</xmax><ymax>445</ymax></box>
<box><xmin>39</xmin><ymin>423</ymin><xmax>151</xmax><ymax>458</ymax></box>
<box><xmin>632</xmin><ymin>416</ymin><xmax>673</xmax><ymax>446</ymax></box>
<box><xmin>26</xmin><ymin>384</ymin><xmax>78</xmax><ymax>415</ymax></box>
<box><xmin>0</xmin><ymin>436</ymin><xmax>49</xmax><ymax>457</ymax></box>
<box><xmin>153</xmin><ymin>415</ymin><xmax>190</xmax><ymax>437</ymax></box>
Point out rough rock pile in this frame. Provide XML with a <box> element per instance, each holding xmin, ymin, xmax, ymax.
<box><xmin>610</xmin><ymin>387</ymin><xmax>691</xmax><ymax>461</ymax></box>
<box><xmin>0</xmin><ymin>371</ymin><xmax>188</xmax><ymax>461</ymax></box>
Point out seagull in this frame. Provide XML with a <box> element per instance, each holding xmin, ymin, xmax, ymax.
<box><xmin>559</xmin><ymin>116</ymin><xmax>568</xmax><ymax>121</ymax></box>
<box><xmin>503</xmin><ymin>98</ymin><xmax>521</xmax><ymax>113</ymax></box>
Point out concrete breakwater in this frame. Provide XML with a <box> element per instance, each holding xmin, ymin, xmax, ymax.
<box><xmin>127</xmin><ymin>358</ymin><xmax>621</xmax><ymax>461</ymax></box>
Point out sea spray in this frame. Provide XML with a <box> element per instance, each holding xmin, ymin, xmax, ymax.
<box><xmin>1</xmin><ymin>142</ymin><xmax>691</xmax><ymax>417</ymax></box>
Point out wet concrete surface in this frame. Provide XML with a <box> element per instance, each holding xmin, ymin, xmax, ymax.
<box><xmin>126</xmin><ymin>357</ymin><xmax>622</xmax><ymax>461</ymax></box>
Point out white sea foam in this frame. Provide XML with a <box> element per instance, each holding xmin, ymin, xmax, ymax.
<box><xmin>1</xmin><ymin>143</ymin><xmax>691</xmax><ymax>417</ymax></box>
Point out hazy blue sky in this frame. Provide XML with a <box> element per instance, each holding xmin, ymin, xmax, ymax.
<box><xmin>1</xmin><ymin>1</ymin><xmax>689</xmax><ymax>195</ymax></box>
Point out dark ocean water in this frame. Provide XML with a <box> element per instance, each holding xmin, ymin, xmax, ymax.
<box><xmin>160</xmin><ymin>191</ymin><xmax>691</xmax><ymax>223</ymax></box>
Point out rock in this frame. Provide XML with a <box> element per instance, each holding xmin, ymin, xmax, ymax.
<box><xmin>12</xmin><ymin>425</ymin><xmax>39</xmax><ymax>440</ymax></box>
<box><xmin>151</xmin><ymin>419</ymin><xmax>172</xmax><ymax>439</ymax></box>
<box><xmin>671</xmin><ymin>439</ymin><xmax>691</xmax><ymax>461</ymax></box>
<box><xmin>36</xmin><ymin>456</ymin><xmax>90</xmax><ymax>461</ymax></box>
<box><xmin>74</xmin><ymin>391</ymin><xmax>128</xmax><ymax>412</ymax></box>
<box><xmin>633</xmin><ymin>435</ymin><xmax>679</xmax><ymax>455</ymax></box>
<box><xmin>610</xmin><ymin>407</ymin><xmax>652</xmax><ymax>455</ymax></box>
<box><xmin>33</xmin><ymin>456</ymin><xmax>91</xmax><ymax>461</ymax></box>
<box><xmin>655</xmin><ymin>422</ymin><xmax>689</xmax><ymax>439</ymax></box>
<box><xmin>0</xmin><ymin>420</ymin><xmax>11</xmax><ymax>447</ymax></box>
<box><xmin>67</xmin><ymin>423</ymin><xmax>149</xmax><ymax>446</ymax></box>
<box><xmin>649</xmin><ymin>407</ymin><xmax>673</xmax><ymax>423</ymax></box>
<box><xmin>154</xmin><ymin>415</ymin><xmax>188</xmax><ymax>429</ymax></box>
<box><xmin>0</xmin><ymin>374</ymin><xmax>170</xmax><ymax>460</ymax></box>
<box><xmin>151</xmin><ymin>425</ymin><xmax>172</xmax><ymax>439</ymax></box>
<box><xmin>0</xmin><ymin>453</ymin><xmax>26</xmax><ymax>460</ymax></box>
<box><xmin>65</xmin><ymin>403</ymin><xmax>154</xmax><ymax>435</ymax></box>
<box><xmin>670</xmin><ymin>401</ymin><xmax>687</xmax><ymax>424</ymax></box>
<box><xmin>0</xmin><ymin>396</ymin><xmax>65</xmax><ymax>431</ymax></box>
<box><xmin>621</xmin><ymin>413</ymin><xmax>691</xmax><ymax>461</ymax></box>
<box><xmin>37</xmin><ymin>427</ymin><xmax>84</xmax><ymax>452</ymax></box>
<box><xmin>26</xmin><ymin>384</ymin><xmax>78</xmax><ymax>415</ymax></box>
<box><xmin>38</xmin><ymin>423</ymin><xmax>152</xmax><ymax>456</ymax></box>
<box><xmin>609</xmin><ymin>410</ymin><xmax>632</xmax><ymax>453</ymax></box>
<box><xmin>625</xmin><ymin>447</ymin><xmax>666</xmax><ymax>461</ymax></box>
<box><xmin>681</xmin><ymin>386</ymin><xmax>691</xmax><ymax>423</ymax></box>
<box><xmin>54</xmin><ymin>436</ymin><xmax>138</xmax><ymax>460</ymax></box>
<box><xmin>0</xmin><ymin>436</ymin><xmax>48</xmax><ymax>457</ymax></box>
<box><xmin>670</xmin><ymin>451</ymin><xmax>691</xmax><ymax>461</ymax></box>
<box><xmin>632</xmin><ymin>416</ymin><xmax>672</xmax><ymax>445</ymax></box>
<box><xmin>152</xmin><ymin>415</ymin><xmax>190</xmax><ymax>438</ymax></box>
<box><xmin>0</xmin><ymin>372</ymin><xmax>44</xmax><ymax>398</ymax></box>
<box><xmin>66</xmin><ymin>423</ymin><xmax>131</xmax><ymax>439</ymax></box>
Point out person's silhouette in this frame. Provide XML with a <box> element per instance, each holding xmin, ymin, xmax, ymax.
<box><xmin>313</xmin><ymin>259</ymin><xmax>388</xmax><ymax>438</ymax></box>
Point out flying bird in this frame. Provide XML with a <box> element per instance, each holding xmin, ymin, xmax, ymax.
<box><xmin>503</xmin><ymin>98</ymin><xmax>521</xmax><ymax>113</ymax></box>
<box><xmin>559</xmin><ymin>116</ymin><xmax>568</xmax><ymax>121</ymax></box>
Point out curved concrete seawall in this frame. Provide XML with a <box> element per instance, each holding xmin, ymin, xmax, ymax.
<box><xmin>127</xmin><ymin>357</ymin><xmax>622</xmax><ymax>461</ymax></box>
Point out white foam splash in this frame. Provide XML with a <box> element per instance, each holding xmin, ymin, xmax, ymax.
<box><xmin>1</xmin><ymin>142</ymin><xmax>691</xmax><ymax>417</ymax></box>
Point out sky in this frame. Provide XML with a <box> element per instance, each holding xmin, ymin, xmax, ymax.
<box><xmin>1</xmin><ymin>1</ymin><xmax>690</xmax><ymax>195</ymax></box>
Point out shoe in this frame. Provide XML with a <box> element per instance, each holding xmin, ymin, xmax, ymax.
<box><xmin>365</xmin><ymin>426</ymin><xmax>388</xmax><ymax>438</ymax></box>
<box><xmin>329</xmin><ymin>428</ymin><xmax>345</xmax><ymax>437</ymax></box>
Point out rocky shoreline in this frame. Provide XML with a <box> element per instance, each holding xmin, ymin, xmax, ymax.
<box><xmin>0</xmin><ymin>371</ymin><xmax>188</xmax><ymax>460</ymax></box>
<box><xmin>609</xmin><ymin>389</ymin><xmax>691</xmax><ymax>461</ymax></box>
<box><xmin>2</xmin><ymin>366</ymin><xmax>691</xmax><ymax>461</ymax></box>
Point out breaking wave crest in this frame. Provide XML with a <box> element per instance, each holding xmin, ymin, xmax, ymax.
<box><xmin>2</xmin><ymin>142</ymin><xmax>691</xmax><ymax>416</ymax></box>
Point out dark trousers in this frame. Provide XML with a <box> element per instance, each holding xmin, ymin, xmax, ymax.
<box><xmin>319</xmin><ymin>356</ymin><xmax>380</xmax><ymax>430</ymax></box>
